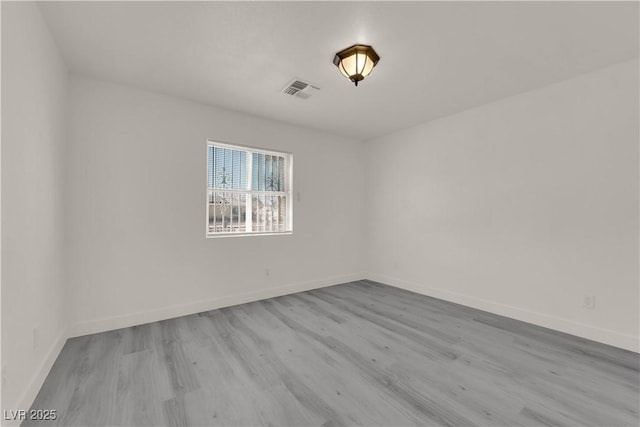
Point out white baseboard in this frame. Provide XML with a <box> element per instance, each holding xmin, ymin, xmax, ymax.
<box><xmin>68</xmin><ymin>273</ymin><xmax>366</xmax><ymax>338</ymax></box>
<box><xmin>367</xmin><ymin>273</ymin><xmax>639</xmax><ymax>353</ymax></box>
<box><xmin>7</xmin><ymin>330</ymin><xmax>68</xmax><ymax>427</ymax></box>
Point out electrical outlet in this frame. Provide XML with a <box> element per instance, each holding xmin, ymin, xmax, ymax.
<box><xmin>583</xmin><ymin>295</ymin><xmax>596</xmax><ymax>310</ymax></box>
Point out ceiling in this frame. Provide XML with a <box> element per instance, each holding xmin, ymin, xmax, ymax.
<box><xmin>38</xmin><ymin>1</ymin><xmax>639</xmax><ymax>141</ymax></box>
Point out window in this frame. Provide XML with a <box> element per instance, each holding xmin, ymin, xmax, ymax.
<box><xmin>207</xmin><ymin>141</ymin><xmax>292</xmax><ymax>236</ymax></box>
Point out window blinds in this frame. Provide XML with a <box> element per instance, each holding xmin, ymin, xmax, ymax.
<box><xmin>207</xmin><ymin>143</ymin><xmax>291</xmax><ymax>235</ymax></box>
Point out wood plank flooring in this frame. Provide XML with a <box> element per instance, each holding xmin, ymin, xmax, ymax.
<box><xmin>27</xmin><ymin>281</ymin><xmax>639</xmax><ymax>426</ymax></box>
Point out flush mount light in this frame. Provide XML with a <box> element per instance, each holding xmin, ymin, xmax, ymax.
<box><xmin>332</xmin><ymin>44</ymin><xmax>380</xmax><ymax>87</ymax></box>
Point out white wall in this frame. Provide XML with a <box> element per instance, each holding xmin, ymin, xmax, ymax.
<box><xmin>65</xmin><ymin>76</ymin><xmax>365</xmax><ymax>335</ymax></box>
<box><xmin>365</xmin><ymin>60</ymin><xmax>639</xmax><ymax>352</ymax></box>
<box><xmin>1</xmin><ymin>2</ymin><xmax>69</xmax><ymax>415</ymax></box>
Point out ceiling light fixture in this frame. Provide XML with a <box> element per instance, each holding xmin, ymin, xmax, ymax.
<box><xmin>333</xmin><ymin>44</ymin><xmax>380</xmax><ymax>87</ymax></box>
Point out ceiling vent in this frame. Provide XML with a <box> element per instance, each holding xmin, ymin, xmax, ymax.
<box><xmin>281</xmin><ymin>79</ymin><xmax>320</xmax><ymax>100</ymax></box>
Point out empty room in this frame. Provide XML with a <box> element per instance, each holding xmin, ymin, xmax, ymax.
<box><xmin>1</xmin><ymin>1</ymin><xmax>638</xmax><ymax>426</ymax></box>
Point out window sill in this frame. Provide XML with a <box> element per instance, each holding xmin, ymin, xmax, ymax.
<box><xmin>206</xmin><ymin>231</ymin><xmax>293</xmax><ymax>239</ymax></box>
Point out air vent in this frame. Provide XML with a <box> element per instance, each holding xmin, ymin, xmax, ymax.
<box><xmin>281</xmin><ymin>78</ymin><xmax>320</xmax><ymax>100</ymax></box>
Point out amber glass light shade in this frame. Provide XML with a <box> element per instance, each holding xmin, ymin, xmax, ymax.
<box><xmin>332</xmin><ymin>44</ymin><xmax>380</xmax><ymax>86</ymax></box>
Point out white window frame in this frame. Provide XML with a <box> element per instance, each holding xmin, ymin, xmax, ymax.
<box><xmin>206</xmin><ymin>140</ymin><xmax>293</xmax><ymax>238</ymax></box>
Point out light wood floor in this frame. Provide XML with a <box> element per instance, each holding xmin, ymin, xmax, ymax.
<box><xmin>28</xmin><ymin>281</ymin><xmax>639</xmax><ymax>426</ymax></box>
